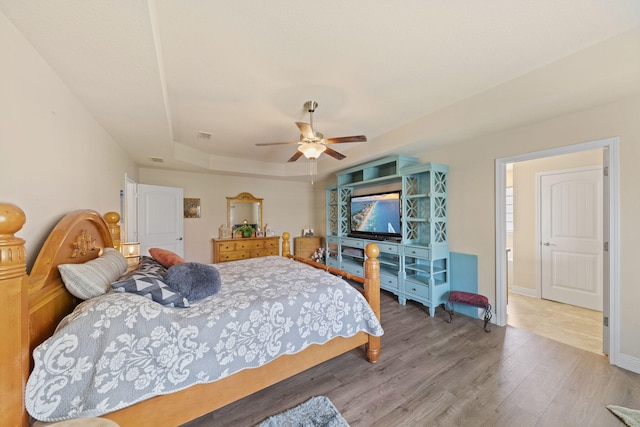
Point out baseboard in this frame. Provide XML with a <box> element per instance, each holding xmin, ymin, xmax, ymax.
<box><xmin>509</xmin><ymin>286</ymin><xmax>537</xmax><ymax>298</ymax></box>
<box><xmin>616</xmin><ymin>352</ymin><xmax>640</xmax><ymax>375</ymax></box>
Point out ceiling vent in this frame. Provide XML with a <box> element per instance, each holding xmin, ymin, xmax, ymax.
<box><xmin>149</xmin><ymin>157</ymin><xmax>165</xmax><ymax>163</ymax></box>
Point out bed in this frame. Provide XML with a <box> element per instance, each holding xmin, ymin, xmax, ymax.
<box><xmin>0</xmin><ymin>203</ymin><xmax>382</xmax><ymax>426</ymax></box>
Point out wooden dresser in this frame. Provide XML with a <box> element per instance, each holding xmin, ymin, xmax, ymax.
<box><xmin>212</xmin><ymin>236</ymin><xmax>280</xmax><ymax>263</ymax></box>
<box><xmin>294</xmin><ymin>236</ymin><xmax>323</xmax><ymax>259</ymax></box>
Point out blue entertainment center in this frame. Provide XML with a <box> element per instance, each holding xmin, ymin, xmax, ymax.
<box><xmin>326</xmin><ymin>155</ymin><xmax>449</xmax><ymax>316</ymax></box>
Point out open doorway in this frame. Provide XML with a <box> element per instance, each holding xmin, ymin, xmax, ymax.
<box><xmin>505</xmin><ymin>155</ymin><xmax>604</xmax><ymax>354</ymax></box>
<box><xmin>495</xmin><ymin>137</ymin><xmax>620</xmax><ymax>365</ymax></box>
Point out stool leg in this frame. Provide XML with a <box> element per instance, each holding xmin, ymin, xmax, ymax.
<box><xmin>445</xmin><ymin>302</ymin><xmax>454</xmax><ymax>323</ymax></box>
<box><xmin>483</xmin><ymin>304</ymin><xmax>492</xmax><ymax>332</ymax></box>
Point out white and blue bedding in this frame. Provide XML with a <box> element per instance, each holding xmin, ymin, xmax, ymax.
<box><xmin>25</xmin><ymin>256</ymin><xmax>383</xmax><ymax>422</ymax></box>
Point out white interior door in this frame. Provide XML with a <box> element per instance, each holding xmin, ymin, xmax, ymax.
<box><xmin>540</xmin><ymin>167</ymin><xmax>603</xmax><ymax>311</ymax></box>
<box><xmin>138</xmin><ymin>184</ymin><xmax>184</xmax><ymax>257</ymax></box>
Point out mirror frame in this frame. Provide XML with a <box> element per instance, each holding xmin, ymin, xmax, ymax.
<box><xmin>227</xmin><ymin>192</ymin><xmax>263</xmax><ymax>234</ymax></box>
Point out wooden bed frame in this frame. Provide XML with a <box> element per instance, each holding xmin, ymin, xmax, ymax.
<box><xmin>0</xmin><ymin>203</ymin><xmax>381</xmax><ymax>427</ymax></box>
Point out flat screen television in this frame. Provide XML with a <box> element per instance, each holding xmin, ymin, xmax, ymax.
<box><xmin>349</xmin><ymin>191</ymin><xmax>402</xmax><ymax>240</ymax></box>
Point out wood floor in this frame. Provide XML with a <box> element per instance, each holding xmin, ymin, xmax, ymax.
<box><xmin>507</xmin><ymin>292</ymin><xmax>603</xmax><ymax>355</ymax></box>
<box><xmin>181</xmin><ymin>291</ymin><xmax>640</xmax><ymax>427</ymax></box>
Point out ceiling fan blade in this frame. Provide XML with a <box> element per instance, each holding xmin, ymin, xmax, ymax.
<box><xmin>287</xmin><ymin>151</ymin><xmax>304</xmax><ymax>162</ymax></box>
<box><xmin>296</xmin><ymin>122</ymin><xmax>315</xmax><ymax>139</ymax></box>
<box><xmin>325</xmin><ymin>135</ymin><xmax>367</xmax><ymax>144</ymax></box>
<box><xmin>323</xmin><ymin>146</ymin><xmax>346</xmax><ymax>160</ymax></box>
<box><xmin>255</xmin><ymin>141</ymin><xmax>299</xmax><ymax>146</ymax></box>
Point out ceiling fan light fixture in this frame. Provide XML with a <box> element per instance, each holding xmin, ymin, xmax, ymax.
<box><xmin>298</xmin><ymin>142</ymin><xmax>326</xmax><ymax>159</ymax></box>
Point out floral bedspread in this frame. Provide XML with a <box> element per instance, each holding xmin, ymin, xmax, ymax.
<box><xmin>25</xmin><ymin>256</ymin><xmax>384</xmax><ymax>422</ymax></box>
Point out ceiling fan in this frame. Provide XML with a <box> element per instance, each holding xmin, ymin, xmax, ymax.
<box><xmin>256</xmin><ymin>101</ymin><xmax>367</xmax><ymax>162</ymax></box>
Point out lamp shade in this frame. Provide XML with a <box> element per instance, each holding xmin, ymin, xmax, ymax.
<box><xmin>120</xmin><ymin>242</ymin><xmax>140</xmax><ymax>258</ymax></box>
<box><xmin>298</xmin><ymin>142</ymin><xmax>326</xmax><ymax>159</ymax></box>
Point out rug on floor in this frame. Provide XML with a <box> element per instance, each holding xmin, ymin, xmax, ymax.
<box><xmin>258</xmin><ymin>396</ymin><xmax>349</xmax><ymax>427</ymax></box>
<box><xmin>607</xmin><ymin>405</ymin><xmax>640</xmax><ymax>427</ymax></box>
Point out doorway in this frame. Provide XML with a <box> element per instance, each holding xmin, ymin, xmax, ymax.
<box><xmin>506</xmin><ymin>156</ymin><xmax>604</xmax><ymax>354</ymax></box>
<box><xmin>495</xmin><ymin>137</ymin><xmax>620</xmax><ymax>366</ymax></box>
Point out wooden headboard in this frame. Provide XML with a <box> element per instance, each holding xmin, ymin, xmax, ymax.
<box><xmin>0</xmin><ymin>204</ymin><xmax>113</xmax><ymax>426</ymax></box>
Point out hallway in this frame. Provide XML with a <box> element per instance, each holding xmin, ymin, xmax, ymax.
<box><xmin>507</xmin><ymin>292</ymin><xmax>603</xmax><ymax>354</ymax></box>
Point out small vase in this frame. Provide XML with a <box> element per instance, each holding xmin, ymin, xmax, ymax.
<box><xmin>242</xmin><ymin>231</ymin><xmax>252</xmax><ymax>238</ymax></box>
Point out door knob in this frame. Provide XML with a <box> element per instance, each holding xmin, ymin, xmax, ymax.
<box><xmin>542</xmin><ymin>242</ymin><xmax>556</xmax><ymax>246</ymax></box>
<box><xmin>177</xmin><ymin>237</ymin><xmax>183</xmax><ymax>241</ymax></box>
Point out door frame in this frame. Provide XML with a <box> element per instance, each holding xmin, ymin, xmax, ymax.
<box><xmin>495</xmin><ymin>137</ymin><xmax>619</xmax><ymax>366</ymax></box>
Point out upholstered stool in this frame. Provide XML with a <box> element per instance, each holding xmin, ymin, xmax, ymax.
<box><xmin>446</xmin><ymin>291</ymin><xmax>492</xmax><ymax>332</ymax></box>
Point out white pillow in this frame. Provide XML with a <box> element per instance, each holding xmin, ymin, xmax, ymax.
<box><xmin>58</xmin><ymin>248</ymin><xmax>128</xmax><ymax>300</ymax></box>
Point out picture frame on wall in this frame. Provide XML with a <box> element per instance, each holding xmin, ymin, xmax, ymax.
<box><xmin>184</xmin><ymin>198</ymin><xmax>201</xmax><ymax>218</ymax></box>
<box><xmin>302</xmin><ymin>228</ymin><xmax>314</xmax><ymax>237</ymax></box>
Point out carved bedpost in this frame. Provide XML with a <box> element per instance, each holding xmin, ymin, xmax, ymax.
<box><xmin>282</xmin><ymin>232</ymin><xmax>291</xmax><ymax>257</ymax></box>
<box><xmin>364</xmin><ymin>243</ymin><xmax>381</xmax><ymax>363</ymax></box>
<box><xmin>0</xmin><ymin>203</ymin><xmax>29</xmax><ymax>426</ymax></box>
<box><xmin>103</xmin><ymin>211</ymin><xmax>121</xmax><ymax>251</ymax></box>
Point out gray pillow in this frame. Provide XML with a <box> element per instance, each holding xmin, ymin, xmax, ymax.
<box><xmin>165</xmin><ymin>262</ymin><xmax>221</xmax><ymax>301</ymax></box>
<box><xmin>58</xmin><ymin>247</ymin><xmax>128</xmax><ymax>300</ymax></box>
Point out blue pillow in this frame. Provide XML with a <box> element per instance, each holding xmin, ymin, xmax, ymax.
<box><xmin>165</xmin><ymin>262</ymin><xmax>221</xmax><ymax>301</ymax></box>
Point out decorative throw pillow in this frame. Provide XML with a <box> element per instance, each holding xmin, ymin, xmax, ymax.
<box><xmin>111</xmin><ymin>270</ymin><xmax>189</xmax><ymax>308</ymax></box>
<box><xmin>165</xmin><ymin>262</ymin><xmax>222</xmax><ymax>301</ymax></box>
<box><xmin>149</xmin><ymin>247</ymin><xmax>186</xmax><ymax>268</ymax></box>
<box><xmin>58</xmin><ymin>247</ymin><xmax>128</xmax><ymax>300</ymax></box>
<box><xmin>136</xmin><ymin>256</ymin><xmax>168</xmax><ymax>276</ymax></box>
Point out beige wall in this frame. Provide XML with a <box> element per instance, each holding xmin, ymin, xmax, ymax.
<box><xmin>511</xmin><ymin>150</ymin><xmax>603</xmax><ymax>293</ymax></box>
<box><xmin>410</xmin><ymin>95</ymin><xmax>640</xmax><ymax>358</ymax></box>
<box><xmin>139</xmin><ymin>168</ymin><xmax>315</xmax><ymax>264</ymax></box>
<box><xmin>0</xmin><ymin>11</ymin><xmax>138</xmax><ymax>269</ymax></box>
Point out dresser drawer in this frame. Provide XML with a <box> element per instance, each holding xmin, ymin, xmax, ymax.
<box><xmin>264</xmin><ymin>238</ymin><xmax>280</xmax><ymax>248</ymax></box>
<box><xmin>380</xmin><ymin>272</ymin><xmax>399</xmax><ymax>290</ymax></box>
<box><xmin>220</xmin><ymin>251</ymin><xmax>249</xmax><ymax>262</ymax></box>
<box><xmin>216</xmin><ymin>242</ymin><xmax>236</xmax><ymax>252</ymax></box>
<box><xmin>251</xmin><ymin>248</ymin><xmax>279</xmax><ymax>258</ymax></box>
<box><xmin>404</xmin><ymin>246</ymin><xmax>431</xmax><ymax>259</ymax></box>
<box><xmin>340</xmin><ymin>237</ymin><xmax>364</xmax><ymax>248</ymax></box>
<box><xmin>237</xmin><ymin>240</ymin><xmax>265</xmax><ymax>250</ymax></box>
<box><xmin>404</xmin><ymin>280</ymin><xmax>429</xmax><ymax>299</ymax></box>
<box><xmin>376</xmin><ymin>242</ymin><xmax>399</xmax><ymax>254</ymax></box>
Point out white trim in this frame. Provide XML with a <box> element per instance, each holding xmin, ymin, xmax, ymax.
<box><xmin>617</xmin><ymin>353</ymin><xmax>640</xmax><ymax>374</ymax></box>
<box><xmin>495</xmin><ymin>137</ymin><xmax>623</xmax><ymax>370</ymax></box>
<box><xmin>510</xmin><ymin>286</ymin><xmax>537</xmax><ymax>298</ymax></box>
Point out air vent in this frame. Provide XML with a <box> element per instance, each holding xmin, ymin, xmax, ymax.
<box><xmin>149</xmin><ymin>157</ymin><xmax>165</xmax><ymax>163</ymax></box>
<box><xmin>198</xmin><ymin>131</ymin><xmax>212</xmax><ymax>140</ymax></box>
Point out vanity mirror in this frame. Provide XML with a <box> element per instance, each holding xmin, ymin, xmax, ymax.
<box><xmin>227</xmin><ymin>192</ymin><xmax>263</xmax><ymax>235</ymax></box>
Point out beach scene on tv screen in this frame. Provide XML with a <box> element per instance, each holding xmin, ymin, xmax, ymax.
<box><xmin>351</xmin><ymin>193</ymin><xmax>401</xmax><ymax>234</ymax></box>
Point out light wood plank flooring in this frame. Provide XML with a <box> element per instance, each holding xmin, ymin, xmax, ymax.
<box><xmin>507</xmin><ymin>292</ymin><xmax>603</xmax><ymax>354</ymax></box>
<box><xmin>182</xmin><ymin>292</ymin><xmax>639</xmax><ymax>427</ymax></box>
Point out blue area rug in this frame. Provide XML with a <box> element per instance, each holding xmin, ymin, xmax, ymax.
<box><xmin>258</xmin><ymin>396</ymin><xmax>350</xmax><ymax>427</ymax></box>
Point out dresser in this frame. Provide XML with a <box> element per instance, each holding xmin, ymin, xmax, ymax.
<box><xmin>294</xmin><ymin>236</ymin><xmax>323</xmax><ymax>259</ymax></box>
<box><xmin>212</xmin><ymin>236</ymin><xmax>280</xmax><ymax>263</ymax></box>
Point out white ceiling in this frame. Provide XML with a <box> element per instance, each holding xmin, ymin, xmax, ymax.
<box><xmin>3</xmin><ymin>1</ymin><xmax>640</xmax><ymax>180</ymax></box>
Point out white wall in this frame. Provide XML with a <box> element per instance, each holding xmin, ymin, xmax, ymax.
<box><xmin>139</xmin><ymin>168</ymin><xmax>315</xmax><ymax>264</ymax></box>
<box><xmin>0</xmin><ymin>10</ymin><xmax>138</xmax><ymax>269</ymax></box>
